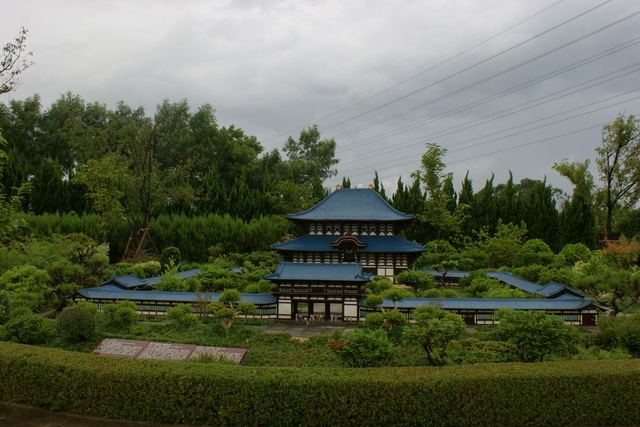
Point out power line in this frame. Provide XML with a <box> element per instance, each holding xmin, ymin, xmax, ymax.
<box><xmin>260</xmin><ymin>0</ymin><xmax>566</xmax><ymax>149</ymax></box>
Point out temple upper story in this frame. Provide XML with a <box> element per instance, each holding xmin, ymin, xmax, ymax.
<box><xmin>285</xmin><ymin>188</ymin><xmax>415</xmax><ymax>236</ymax></box>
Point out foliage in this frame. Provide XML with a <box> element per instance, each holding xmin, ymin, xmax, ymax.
<box><xmin>558</xmin><ymin>243</ymin><xmax>592</xmax><ymax>266</ymax></box>
<box><xmin>395</xmin><ymin>270</ymin><xmax>436</xmax><ymax>291</ymax></box>
<box><xmin>330</xmin><ymin>328</ymin><xmax>395</xmax><ymax>368</ymax></box>
<box><xmin>0</xmin><ymin>131</ymin><xmax>30</xmax><ymax>242</ymax></box>
<box><xmin>1</xmin><ymin>27</ymin><xmax>33</xmax><ymax>95</ymax></box>
<box><xmin>55</xmin><ymin>306</ymin><xmax>95</xmax><ymax>342</ymax></box>
<box><xmin>403</xmin><ymin>305</ymin><xmax>466</xmax><ymax>365</ymax></box>
<box><xmin>494</xmin><ymin>308</ymin><xmax>571</xmax><ymax>362</ymax></box>
<box><xmin>448</xmin><ymin>337</ymin><xmax>513</xmax><ymax>364</ymax></box>
<box><xmin>73</xmin><ymin>153</ymin><xmax>127</xmax><ymax>241</ymax></box>
<box><xmin>520</xmin><ymin>239</ymin><xmax>554</xmax><ymax>266</ymax></box>
<box><xmin>160</xmin><ymin>246</ymin><xmax>181</xmax><ymax>268</ymax></box>
<box><xmin>166</xmin><ymin>304</ymin><xmax>199</xmax><ymax>329</ymax></box>
<box><xmin>572</xmin><ymin>268</ymin><xmax>640</xmax><ymax>316</ymax></box>
<box><xmin>283</xmin><ymin>124</ymin><xmax>338</xmax><ymax>184</ymax></box>
<box><xmin>364</xmin><ymin>276</ymin><xmax>393</xmax><ymax>295</ymax></box>
<box><xmin>381</xmin><ymin>288</ymin><xmax>414</xmax><ymax>308</ymax></box>
<box><xmin>483</xmin><ymin>287</ymin><xmax>527</xmax><ymax>299</ymax></box>
<box><xmin>597</xmin><ymin>314</ymin><xmax>640</xmax><ymax>355</ymax></box>
<box><xmin>601</xmin><ymin>236</ymin><xmax>640</xmax><ymax>269</ymax></box>
<box><xmin>412</xmin><ymin>143</ymin><xmax>466</xmax><ymax>240</ymax></box>
<box><xmin>155</xmin><ymin>270</ymin><xmax>188</xmax><ymax>292</ymax></box>
<box><xmin>207</xmin><ymin>290</ymin><xmax>256</xmax><ymax>333</ymax></box>
<box><xmin>419</xmin><ymin>288</ymin><xmax>442</xmax><ymax>298</ymax></box>
<box><xmin>469</xmin><ymin>220</ymin><xmax>528</xmax><ymax>268</ymax></box>
<box><xmin>0</xmin><ymin>289</ymin><xmax>10</xmax><ymax>322</ymax></box>
<box><xmin>595</xmin><ymin>114</ymin><xmax>640</xmax><ymax>239</ymax></box>
<box><xmin>553</xmin><ymin>159</ymin><xmax>597</xmax><ymax>248</ymax></box>
<box><xmin>74</xmin><ymin>301</ymin><xmax>98</xmax><ymax>315</ymax></box>
<box><xmin>0</xmin><ymin>311</ymin><xmax>52</xmax><ymax>344</ymax></box>
<box><xmin>4</xmin><ymin>343</ymin><xmax>640</xmax><ymax>426</ymax></box>
<box><xmin>102</xmin><ymin>301</ymin><xmax>138</xmax><ymax>328</ymax></box>
<box><xmin>464</xmin><ymin>276</ymin><xmax>504</xmax><ymax>298</ymax></box>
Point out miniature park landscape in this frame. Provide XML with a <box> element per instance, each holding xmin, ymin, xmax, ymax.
<box><xmin>1</xmin><ymin>30</ymin><xmax>640</xmax><ymax>426</ymax></box>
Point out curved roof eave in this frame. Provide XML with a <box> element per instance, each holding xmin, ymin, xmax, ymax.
<box><xmin>285</xmin><ymin>188</ymin><xmax>415</xmax><ymax>221</ymax></box>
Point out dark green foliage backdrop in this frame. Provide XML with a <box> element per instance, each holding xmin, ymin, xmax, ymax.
<box><xmin>21</xmin><ymin>213</ymin><xmax>295</xmax><ymax>263</ymax></box>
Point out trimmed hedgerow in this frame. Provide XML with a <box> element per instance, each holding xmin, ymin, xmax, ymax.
<box><xmin>1</xmin><ymin>342</ymin><xmax>640</xmax><ymax>426</ymax></box>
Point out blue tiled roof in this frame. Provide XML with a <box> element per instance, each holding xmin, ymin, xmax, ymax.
<box><xmin>538</xmin><ymin>282</ymin><xmax>583</xmax><ymax>298</ymax></box>
<box><xmin>419</xmin><ymin>269</ymin><xmax>582</xmax><ymax>297</ymax></box>
<box><xmin>104</xmin><ymin>269</ymin><xmax>202</xmax><ymax>289</ymax></box>
<box><xmin>273</xmin><ymin>235</ymin><xmax>425</xmax><ymax>253</ymax></box>
<box><xmin>264</xmin><ymin>262</ymin><xmax>373</xmax><ymax>282</ymax></box>
<box><xmin>487</xmin><ymin>272</ymin><xmax>543</xmax><ymax>294</ymax></box>
<box><xmin>76</xmin><ymin>286</ymin><xmax>276</xmax><ymax>305</ymax></box>
<box><xmin>104</xmin><ymin>274</ymin><xmax>147</xmax><ymax>289</ymax></box>
<box><xmin>286</xmin><ymin>188</ymin><xmax>415</xmax><ymax>221</ymax></box>
<box><xmin>363</xmin><ymin>297</ymin><xmax>595</xmax><ymax>311</ymax></box>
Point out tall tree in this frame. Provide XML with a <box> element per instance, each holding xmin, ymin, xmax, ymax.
<box><xmin>553</xmin><ymin>159</ymin><xmax>597</xmax><ymax>248</ymax></box>
<box><xmin>412</xmin><ymin>143</ymin><xmax>463</xmax><ymax>241</ymax></box>
<box><xmin>1</xmin><ymin>27</ymin><xmax>33</xmax><ymax>95</ymax></box>
<box><xmin>284</xmin><ymin>125</ymin><xmax>338</xmax><ymax>185</ymax></box>
<box><xmin>522</xmin><ymin>180</ymin><xmax>559</xmax><ymax>251</ymax></box>
<box><xmin>595</xmin><ymin>114</ymin><xmax>640</xmax><ymax>239</ymax></box>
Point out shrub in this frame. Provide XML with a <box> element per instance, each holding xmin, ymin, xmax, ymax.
<box><xmin>495</xmin><ymin>308</ymin><xmax>571</xmax><ymax>362</ymax></box>
<box><xmin>74</xmin><ymin>301</ymin><xmax>98</xmax><ymax>315</ymax></box>
<box><xmin>363</xmin><ymin>312</ymin><xmax>385</xmax><ymax>328</ymax></box>
<box><xmin>597</xmin><ymin>315</ymin><xmax>640</xmax><ymax>355</ymax></box>
<box><xmin>56</xmin><ymin>306</ymin><xmax>96</xmax><ymax>342</ymax></box>
<box><xmin>448</xmin><ymin>338</ymin><xmax>513</xmax><ymax>364</ymax></box>
<box><xmin>160</xmin><ymin>246</ymin><xmax>181</xmax><ymax>267</ymax></box>
<box><xmin>0</xmin><ymin>290</ymin><xmax>10</xmax><ymax>323</ymax></box>
<box><xmin>3</xmin><ymin>343</ymin><xmax>640</xmax><ymax>426</ymax></box>
<box><xmin>441</xmin><ymin>289</ymin><xmax>459</xmax><ymax>298</ymax></box>
<box><xmin>335</xmin><ymin>328</ymin><xmax>395</xmax><ymax>368</ymax></box>
<box><xmin>155</xmin><ymin>274</ymin><xmax>188</xmax><ymax>292</ymax></box>
<box><xmin>420</xmin><ymin>288</ymin><xmax>443</xmax><ymax>298</ymax></box>
<box><xmin>465</xmin><ymin>276</ymin><xmax>503</xmax><ymax>297</ymax></box>
<box><xmin>166</xmin><ymin>304</ymin><xmax>200</xmax><ymax>329</ymax></box>
<box><xmin>559</xmin><ymin>243</ymin><xmax>592</xmax><ymax>265</ymax></box>
<box><xmin>102</xmin><ymin>301</ymin><xmax>138</xmax><ymax>328</ymax></box>
<box><xmin>395</xmin><ymin>270</ymin><xmax>436</xmax><ymax>291</ymax></box>
<box><xmin>0</xmin><ymin>312</ymin><xmax>53</xmax><ymax>344</ymax></box>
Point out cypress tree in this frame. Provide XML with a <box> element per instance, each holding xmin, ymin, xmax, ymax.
<box><xmin>523</xmin><ymin>180</ymin><xmax>560</xmax><ymax>251</ymax></box>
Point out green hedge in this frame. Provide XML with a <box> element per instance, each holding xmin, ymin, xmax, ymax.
<box><xmin>1</xmin><ymin>342</ymin><xmax>640</xmax><ymax>426</ymax></box>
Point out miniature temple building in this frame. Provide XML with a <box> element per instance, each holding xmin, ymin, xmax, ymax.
<box><xmin>74</xmin><ymin>186</ymin><xmax>600</xmax><ymax>326</ymax></box>
<box><xmin>272</xmin><ymin>188</ymin><xmax>426</xmax><ymax>277</ymax></box>
<box><xmin>267</xmin><ymin>187</ymin><xmax>426</xmax><ymax>320</ymax></box>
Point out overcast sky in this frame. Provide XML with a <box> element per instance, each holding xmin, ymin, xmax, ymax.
<box><xmin>2</xmin><ymin>0</ymin><xmax>639</xmax><ymax>196</ymax></box>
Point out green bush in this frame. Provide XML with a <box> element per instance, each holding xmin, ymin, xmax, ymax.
<box><xmin>55</xmin><ymin>306</ymin><xmax>96</xmax><ymax>343</ymax></box>
<box><xmin>166</xmin><ymin>304</ymin><xmax>199</xmax><ymax>329</ymax></box>
<box><xmin>102</xmin><ymin>301</ymin><xmax>138</xmax><ymax>328</ymax></box>
<box><xmin>335</xmin><ymin>328</ymin><xmax>394</xmax><ymax>368</ymax></box>
<box><xmin>74</xmin><ymin>301</ymin><xmax>98</xmax><ymax>315</ymax></box>
<box><xmin>2</xmin><ymin>342</ymin><xmax>640</xmax><ymax>426</ymax></box>
<box><xmin>597</xmin><ymin>315</ymin><xmax>640</xmax><ymax>355</ymax></box>
<box><xmin>420</xmin><ymin>288</ymin><xmax>443</xmax><ymax>298</ymax></box>
<box><xmin>0</xmin><ymin>313</ymin><xmax>52</xmax><ymax>344</ymax></box>
<box><xmin>495</xmin><ymin>308</ymin><xmax>571</xmax><ymax>362</ymax></box>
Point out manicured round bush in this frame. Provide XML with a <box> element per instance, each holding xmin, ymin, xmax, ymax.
<box><xmin>56</xmin><ymin>306</ymin><xmax>96</xmax><ymax>342</ymax></box>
